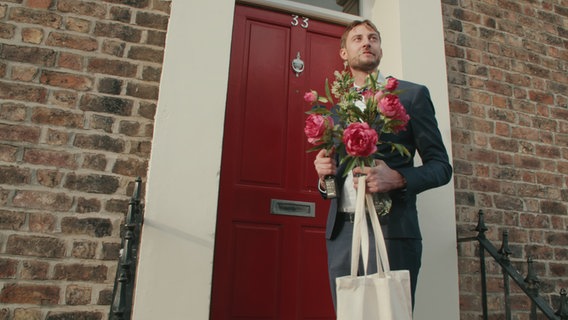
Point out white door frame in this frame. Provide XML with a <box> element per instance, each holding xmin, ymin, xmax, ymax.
<box><xmin>132</xmin><ymin>1</ymin><xmax>459</xmax><ymax>319</ymax></box>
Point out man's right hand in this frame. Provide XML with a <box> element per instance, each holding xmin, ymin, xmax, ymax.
<box><xmin>314</xmin><ymin>149</ymin><xmax>337</xmax><ymax>188</ymax></box>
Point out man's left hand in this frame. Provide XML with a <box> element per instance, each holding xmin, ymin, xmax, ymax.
<box><xmin>352</xmin><ymin>160</ymin><xmax>406</xmax><ymax>193</ymax></box>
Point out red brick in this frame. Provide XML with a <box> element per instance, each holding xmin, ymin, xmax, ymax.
<box><xmin>14</xmin><ymin>309</ymin><xmax>42</xmax><ymax>319</ymax></box>
<box><xmin>76</xmin><ymin>197</ymin><xmax>102</xmax><ymax>213</ymax></box>
<box><xmin>65</xmin><ymin>17</ymin><xmax>91</xmax><ymax>33</ymax></box>
<box><xmin>104</xmin><ymin>198</ymin><xmax>129</xmax><ymax>213</ymax></box>
<box><xmin>135</xmin><ymin>11</ymin><xmax>169</xmax><ymax>30</ymax></box>
<box><xmin>0</xmin><ymin>283</ymin><xmax>60</xmax><ymax>304</ymax></box>
<box><xmin>6</xmin><ymin>235</ymin><xmax>66</xmax><ymax>258</ymax></box>
<box><xmin>21</xmin><ymin>260</ymin><xmax>49</xmax><ymax>280</ymax></box>
<box><xmin>540</xmin><ymin>200</ymin><xmax>567</xmax><ymax>215</ymax></box>
<box><xmin>46</xmin><ymin>31</ymin><xmax>98</xmax><ymax>51</ymax></box>
<box><xmin>23</xmin><ymin>148</ymin><xmax>79</xmax><ymax>169</ymax></box>
<box><xmin>36</xmin><ymin>169</ymin><xmax>63</xmax><ymax>188</ymax></box>
<box><xmin>109</xmin><ymin>6</ymin><xmax>131</xmax><ymax>23</ymax></box>
<box><xmin>71</xmin><ymin>241</ymin><xmax>97</xmax><ymax>259</ymax></box>
<box><xmin>470</xmin><ymin>177</ymin><xmax>500</xmax><ymax>192</ymax></box>
<box><xmin>0</xmin><ymin>103</ymin><xmax>27</xmax><ymax>122</ymax></box>
<box><xmin>128</xmin><ymin>45</ymin><xmax>164</xmax><ymax>63</ymax></box>
<box><xmin>0</xmin><ymin>205</ymin><xmax>24</xmax><ymax>227</ymax></box>
<box><xmin>0</xmin><ymin>258</ymin><xmax>18</xmax><ymax>278</ymax></box>
<box><xmin>45</xmin><ymin>311</ymin><xmax>103</xmax><ymax>320</ymax></box>
<box><xmin>21</xmin><ymin>27</ymin><xmax>43</xmax><ymax>44</ymax></box>
<box><xmin>112</xmin><ymin>157</ymin><xmax>148</xmax><ymax>177</ymax></box>
<box><xmin>146</xmin><ymin>29</ymin><xmax>166</xmax><ymax>46</ymax></box>
<box><xmin>118</xmin><ymin>120</ymin><xmax>140</xmax><ymax>136</ymax></box>
<box><xmin>0</xmin><ymin>80</ymin><xmax>47</xmax><ymax>103</ymax></box>
<box><xmin>126</xmin><ymin>82</ymin><xmax>159</xmax><ymax>100</ymax></box>
<box><xmin>87</xmin><ymin>58</ymin><xmax>137</xmax><ymax>77</ymax></box>
<box><xmin>65</xmin><ymin>285</ymin><xmax>92</xmax><ymax>305</ymax></box>
<box><xmin>45</xmin><ymin>129</ymin><xmax>71</xmax><ymax>146</ymax></box>
<box><xmin>80</xmin><ymin>94</ymin><xmax>133</xmax><ymax>116</ymax></box>
<box><xmin>28</xmin><ymin>0</ymin><xmax>53</xmax><ymax>9</ymax></box>
<box><xmin>0</xmin><ymin>165</ymin><xmax>31</xmax><ymax>185</ymax></box>
<box><xmin>28</xmin><ymin>212</ymin><xmax>56</xmax><ymax>233</ymax></box>
<box><xmin>101</xmin><ymin>242</ymin><xmax>121</xmax><ymax>260</ymax></box>
<box><xmin>104</xmin><ymin>0</ymin><xmax>149</xmax><ymax>9</ymax></box>
<box><xmin>0</xmin><ymin>21</ymin><xmax>16</xmax><ymax>39</ymax></box>
<box><xmin>40</xmin><ymin>70</ymin><xmax>93</xmax><ymax>91</ymax></box>
<box><xmin>57</xmin><ymin>0</ymin><xmax>106</xmax><ymax>18</ymax></box>
<box><xmin>53</xmin><ymin>264</ymin><xmax>108</xmax><ymax>282</ymax></box>
<box><xmin>48</xmin><ymin>90</ymin><xmax>78</xmax><ymax>108</ymax></box>
<box><xmin>11</xmin><ymin>65</ymin><xmax>39</xmax><ymax>81</ymax></box>
<box><xmin>61</xmin><ymin>217</ymin><xmax>113</xmax><ymax>237</ymax></box>
<box><xmin>82</xmin><ymin>154</ymin><xmax>108</xmax><ymax>171</ymax></box>
<box><xmin>94</xmin><ymin>22</ymin><xmax>142</xmax><ymax>43</ymax></box>
<box><xmin>535</xmin><ymin>144</ymin><xmax>561</xmax><ymax>159</ymax></box>
<box><xmin>58</xmin><ymin>52</ymin><xmax>83</xmax><ymax>70</ymax></box>
<box><xmin>97</xmin><ymin>288</ymin><xmax>113</xmax><ymax>305</ymax></box>
<box><xmin>138</xmin><ymin>101</ymin><xmax>156</xmax><ymax>119</ymax></box>
<box><xmin>31</xmin><ymin>107</ymin><xmax>84</xmax><ymax>128</ymax></box>
<box><xmin>489</xmin><ymin>136</ymin><xmax>518</xmax><ymax>152</ymax></box>
<box><xmin>73</xmin><ymin>134</ymin><xmax>125</xmax><ymax>153</ymax></box>
<box><xmin>9</xmin><ymin>7</ymin><xmax>62</xmax><ymax>28</ymax></box>
<box><xmin>514</xmin><ymin>155</ymin><xmax>543</xmax><ymax>170</ymax></box>
<box><xmin>152</xmin><ymin>0</ymin><xmax>171</xmax><ymax>13</ymax></box>
<box><xmin>101</xmin><ymin>39</ymin><xmax>125</xmax><ymax>56</ymax></box>
<box><xmin>0</xmin><ymin>144</ymin><xmax>18</xmax><ymax>162</ymax></box>
<box><xmin>12</xmin><ymin>190</ymin><xmax>73</xmax><ymax>211</ymax></box>
<box><xmin>0</xmin><ymin>129</ymin><xmax>20</xmax><ymax>149</ymax></box>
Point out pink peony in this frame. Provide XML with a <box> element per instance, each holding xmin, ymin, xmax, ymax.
<box><xmin>304</xmin><ymin>114</ymin><xmax>333</xmax><ymax>145</ymax></box>
<box><xmin>361</xmin><ymin>90</ymin><xmax>374</xmax><ymax>100</ymax></box>
<box><xmin>385</xmin><ymin>77</ymin><xmax>399</xmax><ymax>91</ymax></box>
<box><xmin>379</xmin><ymin>94</ymin><xmax>410</xmax><ymax>133</ymax></box>
<box><xmin>374</xmin><ymin>90</ymin><xmax>385</xmax><ymax>101</ymax></box>
<box><xmin>379</xmin><ymin>94</ymin><xmax>406</xmax><ymax>118</ymax></box>
<box><xmin>343</xmin><ymin>122</ymin><xmax>378</xmax><ymax>157</ymax></box>
<box><xmin>304</xmin><ymin>91</ymin><xmax>318</xmax><ymax>103</ymax></box>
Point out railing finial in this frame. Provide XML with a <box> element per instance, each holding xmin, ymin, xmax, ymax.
<box><xmin>524</xmin><ymin>257</ymin><xmax>540</xmax><ymax>296</ymax></box>
<box><xmin>498</xmin><ymin>230</ymin><xmax>512</xmax><ymax>261</ymax></box>
<box><xmin>556</xmin><ymin>288</ymin><xmax>568</xmax><ymax>320</ymax></box>
<box><xmin>475</xmin><ymin>209</ymin><xmax>488</xmax><ymax>238</ymax></box>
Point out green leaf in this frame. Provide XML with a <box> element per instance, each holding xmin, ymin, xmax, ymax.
<box><xmin>324</xmin><ymin>78</ymin><xmax>335</xmax><ymax>105</ymax></box>
<box><xmin>392</xmin><ymin>143</ymin><xmax>411</xmax><ymax>158</ymax></box>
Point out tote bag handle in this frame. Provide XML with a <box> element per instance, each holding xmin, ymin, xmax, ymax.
<box><xmin>349</xmin><ymin>175</ymin><xmax>391</xmax><ymax>277</ymax></box>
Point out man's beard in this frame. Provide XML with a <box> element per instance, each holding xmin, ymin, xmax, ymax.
<box><xmin>350</xmin><ymin>58</ymin><xmax>380</xmax><ymax>73</ymax></box>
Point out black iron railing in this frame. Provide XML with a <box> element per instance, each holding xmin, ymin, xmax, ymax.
<box><xmin>110</xmin><ymin>177</ymin><xmax>144</xmax><ymax>320</ymax></box>
<box><xmin>458</xmin><ymin>210</ymin><xmax>568</xmax><ymax>320</ymax></box>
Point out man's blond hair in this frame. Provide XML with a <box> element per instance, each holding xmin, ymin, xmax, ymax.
<box><xmin>340</xmin><ymin>19</ymin><xmax>381</xmax><ymax>48</ymax></box>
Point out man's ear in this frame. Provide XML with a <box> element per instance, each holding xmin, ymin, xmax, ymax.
<box><xmin>339</xmin><ymin>48</ymin><xmax>347</xmax><ymax>60</ymax></box>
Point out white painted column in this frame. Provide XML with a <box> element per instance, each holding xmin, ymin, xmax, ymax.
<box><xmin>131</xmin><ymin>0</ymin><xmax>235</xmax><ymax>319</ymax></box>
<box><xmin>371</xmin><ymin>1</ymin><xmax>460</xmax><ymax>319</ymax></box>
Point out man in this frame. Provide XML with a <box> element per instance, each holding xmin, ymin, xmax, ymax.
<box><xmin>313</xmin><ymin>19</ymin><xmax>453</xmax><ymax>310</ymax></box>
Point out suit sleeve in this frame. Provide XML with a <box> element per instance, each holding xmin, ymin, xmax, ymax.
<box><xmin>396</xmin><ymin>85</ymin><xmax>453</xmax><ymax>195</ymax></box>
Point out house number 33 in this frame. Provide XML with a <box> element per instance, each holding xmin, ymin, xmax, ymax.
<box><xmin>291</xmin><ymin>15</ymin><xmax>309</xmax><ymax>28</ymax></box>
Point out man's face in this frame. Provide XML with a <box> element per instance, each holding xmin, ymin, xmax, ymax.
<box><xmin>340</xmin><ymin>24</ymin><xmax>383</xmax><ymax>73</ymax></box>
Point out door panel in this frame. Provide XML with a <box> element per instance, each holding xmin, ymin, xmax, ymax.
<box><xmin>211</xmin><ymin>5</ymin><xmax>344</xmax><ymax>319</ymax></box>
<box><xmin>231</xmin><ymin>223</ymin><xmax>281</xmax><ymax>318</ymax></box>
<box><xmin>240</xmin><ymin>21</ymin><xmax>290</xmax><ymax>185</ymax></box>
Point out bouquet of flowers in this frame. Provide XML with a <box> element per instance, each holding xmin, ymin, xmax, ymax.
<box><xmin>303</xmin><ymin>69</ymin><xmax>410</xmax><ymax>214</ymax></box>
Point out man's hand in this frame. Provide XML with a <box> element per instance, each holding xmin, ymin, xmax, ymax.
<box><xmin>352</xmin><ymin>160</ymin><xmax>406</xmax><ymax>193</ymax></box>
<box><xmin>314</xmin><ymin>149</ymin><xmax>337</xmax><ymax>189</ymax></box>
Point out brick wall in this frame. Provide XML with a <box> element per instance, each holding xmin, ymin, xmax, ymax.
<box><xmin>441</xmin><ymin>0</ymin><xmax>567</xmax><ymax>318</ymax></box>
<box><xmin>0</xmin><ymin>0</ymin><xmax>169</xmax><ymax>319</ymax></box>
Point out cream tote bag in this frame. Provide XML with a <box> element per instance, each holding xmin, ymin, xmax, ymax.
<box><xmin>336</xmin><ymin>175</ymin><xmax>413</xmax><ymax>320</ymax></box>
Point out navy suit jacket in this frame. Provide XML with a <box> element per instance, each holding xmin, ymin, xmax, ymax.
<box><xmin>324</xmin><ymin>80</ymin><xmax>453</xmax><ymax>240</ymax></box>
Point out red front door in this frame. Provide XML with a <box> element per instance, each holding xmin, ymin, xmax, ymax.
<box><xmin>211</xmin><ymin>5</ymin><xmax>345</xmax><ymax>319</ymax></box>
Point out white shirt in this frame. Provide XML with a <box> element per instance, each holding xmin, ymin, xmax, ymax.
<box><xmin>339</xmin><ymin>72</ymin><xmax>386</xmax><ymax>212</ymax></box>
